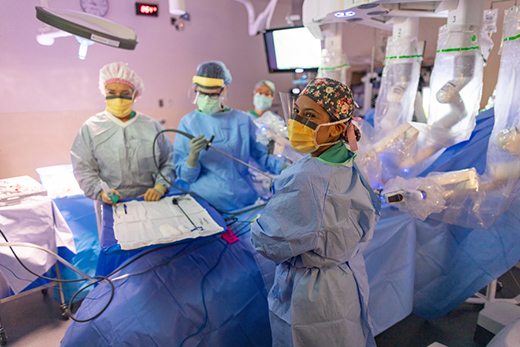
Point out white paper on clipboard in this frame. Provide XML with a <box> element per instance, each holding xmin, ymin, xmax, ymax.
<box><xmin>112</xmin><ymin>194</ymin><xmax>223</xmax><ymax>250</ymax></box>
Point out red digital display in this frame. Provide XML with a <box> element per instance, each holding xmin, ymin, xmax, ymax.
<box><xmin>135</xmin><ymin>2</ymin><xmax>158</xmax><ymax>16</ymax></box>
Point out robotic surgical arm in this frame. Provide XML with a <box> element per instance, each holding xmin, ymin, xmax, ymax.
<box><xmin>380</xmin><ymin>159</ymin><xmax>520</xmax><ymax>228</ymax></box>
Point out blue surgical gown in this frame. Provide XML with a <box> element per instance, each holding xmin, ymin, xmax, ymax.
<box><xmin>173</xmin><ymin>108</ymin><xmax>284</xmax><ymax>211</ymax></box>
<box><xmin>251</xmin><ymin>144</ymin><xmax>381</xmax><ymax>347</ymax></box>
<box><xmin>71</xmin><ymin>111</ymin><xmax>175</xmax><ymax>200</ymax></box>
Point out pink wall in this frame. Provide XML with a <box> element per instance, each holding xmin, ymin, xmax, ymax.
<box><xmin>0</xmin><ymin>0</ymin><xmax>296</xmax><ymax>180</ymax></box>
<box><xmin>0</xmin><ymin>0</ymin><xmax>507</xmax><ymax>181</ymax></box>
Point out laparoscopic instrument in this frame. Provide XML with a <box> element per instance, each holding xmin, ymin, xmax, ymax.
<box><xmin>154</xmin><ymin>129</ymin><xmax>275</xmax><ymax>180</ymax></box>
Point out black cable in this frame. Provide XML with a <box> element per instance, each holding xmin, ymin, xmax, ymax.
<box><xmin>0</xmin><ymin>228</ymin><xmax>114</xmax><ymax>322</ymax></box>
<box><xmin>67</xmin><ymin>276</ymin><xmax>114</xmax><ymax>322</ymax></box>
<box><xmin>0</xmin><ymin>229</ymin><xmax>89</xmax><ymax>284</ymax></box>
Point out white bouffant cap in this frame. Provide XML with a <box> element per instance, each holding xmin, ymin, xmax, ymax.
<box><xmin>99</xmin><ymin>62</ymin><xmax>144</xmax><ymax>96</ymax></box>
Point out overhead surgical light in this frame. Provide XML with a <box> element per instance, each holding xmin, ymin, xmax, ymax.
<box><xmin>35</xmin><ymin>6</ymin><xmax>138</xmax><ymax>60</ymax></box>
<box><xmin>334</xmin><ymin>11</ymin><xmax>356</xmax><ymax>18</ymax></box>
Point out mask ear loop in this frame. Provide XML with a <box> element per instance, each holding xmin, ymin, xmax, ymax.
<box><xmin>346</xmin><ymin>120</ymin><xmax>358</xmax><ymax>151</ymax></box>
<box><xmin>312</xmin><ymin>118</ymin><xmax>350</xmax><ymax>148</ymax></box>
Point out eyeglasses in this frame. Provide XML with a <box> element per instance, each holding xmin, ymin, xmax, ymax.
<box><xmin>105</xmin><ymin>90</ymin><xmax>134</xmax><ymax>99</ymax></box>
<box><xmin>196</xmin><ymin>88</ymin><xmax>223</xmax><ymax>98</ymax></box>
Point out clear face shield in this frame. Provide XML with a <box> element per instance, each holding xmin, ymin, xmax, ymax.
<box><xmin>189</xmin><ymin>75</ymin><xmax>226</xmax><ymax>104</ymax></box>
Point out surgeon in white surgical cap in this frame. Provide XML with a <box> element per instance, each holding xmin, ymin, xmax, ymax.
<box><xmin>249</xmin><ymin>80</ymin><xmax>276</xmax><ymax>119</ymax></box>
<box><xmin>71</xmin><ymin>62</ymin><xmax>175</xmax><ymax>236</ymax></box>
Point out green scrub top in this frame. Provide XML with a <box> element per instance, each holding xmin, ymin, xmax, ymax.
<box><xmin>248</xmin><ymin>110</ymin><xmax>260</xmax><ymax>118</ymax></box>
<box><xmin>318</xmin><ymin>142</ymin><xmax>356</xmax><ymax>165</ymax></box>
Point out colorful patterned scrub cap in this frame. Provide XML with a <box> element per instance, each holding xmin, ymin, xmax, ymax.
<box><xmin>300</xmin><ymin>78</ymin><xmax>361</xmax><ymax>145</ymax></box>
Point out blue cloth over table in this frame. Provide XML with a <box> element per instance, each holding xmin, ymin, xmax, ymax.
<box><xmin>251</xmin><ymin>144</ymin><xmax>381</xmax><ymax>347</ymax></box>
<box><xmin>173</xmin><ymin>108</ymin><xmax>283</xmax><ymax>212</ymax></box>
<box><xmin>52</xmin><ymin>195</ymin><xmax>100</xmax><ymax>302</ymax></box>
<box><xmin>61</xmin><ymin>193</ymin><xmax>273</xmax><ymax>346</ymax></box>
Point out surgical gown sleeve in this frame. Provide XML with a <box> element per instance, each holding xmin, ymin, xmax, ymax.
<box><xmin>248</xmin><ymin>118</ymin><xmax>284</xmax><ymax>175</ymax></box>
<box><xmin>251</xmin><ymin>160</ymin><xmax>378</xmax><ymax>266</ymax></box>
<box><xmin>71</xmin><ymin>125</ymin><xmax>102</xmax><ymax>200</ymax></box>
<box><xmin>174</xmin><ymin>117</ymin><xmax>201</xmax><ymax>183</ymax></box>
<box><xmin>251</xmin><ymin>168</ymin><xmax>323</xmax><ymax>264</ymax></box>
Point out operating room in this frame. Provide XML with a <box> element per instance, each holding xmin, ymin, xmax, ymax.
<box><xmin>1</xmin><ymin>0</ymin><xmax>520</xmax><ymax>346</ymax></box>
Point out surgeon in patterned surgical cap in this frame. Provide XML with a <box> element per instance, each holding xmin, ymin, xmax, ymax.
<box><xmin>71</xmin><ymin>62</ymin><xmax>175</xmax><ymax>237</ymax></box>
<box><xmin>251</xmin><ymin>78</ymin><xmax>381</xmax><ymax>347</ymax></box>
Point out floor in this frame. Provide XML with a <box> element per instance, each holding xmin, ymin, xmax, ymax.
<box><xmin>0</xmin><ymin>267</ymin><xmax>519</xmax><ymax>347</ymax></box>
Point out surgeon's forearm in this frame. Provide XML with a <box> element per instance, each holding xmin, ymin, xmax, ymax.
<box><xmin>186</xmin><ymin>152</ymin><xmax>199</xmax><ymax>168</ymax></box>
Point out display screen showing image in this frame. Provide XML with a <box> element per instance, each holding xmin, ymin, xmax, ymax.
<box><xmin>264</xmin><ymin>26</ymin><xmax>322</xmax><ymax>73</ymax></box>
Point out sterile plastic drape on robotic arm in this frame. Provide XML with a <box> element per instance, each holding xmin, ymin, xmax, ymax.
<box><xmin>356</xmin><ymin>18</ymin><xmax>423</xmax><ymax>187</ymax></box>
<box><xmin>398</xmin><ymin>0</ymin><xmax>486</xmax><ymax>176</ymax></box>
<box><xmin>374</xmin><ymin>35</ymin><xmax>422</xmax><ymax>135</ymax></box>
<box><xmin>317</xmin><ymin>23</ymin><xmax>349</xmax><ymax>86</ymax></box>
<box><xmin>380</xmin><ymin>7</ymin><xmax>520</xmax><ymax>229</ymax></box>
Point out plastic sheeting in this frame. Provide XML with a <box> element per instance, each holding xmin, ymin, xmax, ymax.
<box><xmin>356</xmin><ymin>35</ymin><xmax>422</xmax><ymax>187</ymax></box>
<box><xmin>0</xmin><ymin>196</ymin><xmax>76</xmax><ymax>294</ymax></box>
<box><xmin>402</xmin><ymin>23</ymin><xmax>485</xmax><ymax>176</ymax></box>
<box><xmin>364</xmin><ymin>108</ymin><xmax>520</xmax><ymax>333</ymax></box>
<box><xmin>359</xmin><ymin>21</ymin><xmax>487</xmax><ymax>182</ymax></box>
<box><xmin>382</xmin><ymin>8</ymin><xmax>520</xmax><ymax>229</ymax></box>
<box><xmin>373</xmin><ymin>35</ymin><xmax>422</xmax><ymax>137</ymax></box>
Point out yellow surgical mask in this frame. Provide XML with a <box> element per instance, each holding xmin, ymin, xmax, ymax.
<box><xmin>105</xmin><ymin>95</ymin><xmax>134</xmax><ymax>118</ymax></box>
<box><xmin>287</xmin><ymin>118</ymin><xmax>348</xmax><ymax>154</ymax></box>
<box><xmin>287</xmin><ymin>119</ymin><xmax>319</xmax><ymax>154</ymax></box>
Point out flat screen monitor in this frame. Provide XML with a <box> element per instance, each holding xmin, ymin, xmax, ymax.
<box><xmin>263</xmin><ymin>26</ymin><xmax>322</xmax><ymax>73</ymax></box>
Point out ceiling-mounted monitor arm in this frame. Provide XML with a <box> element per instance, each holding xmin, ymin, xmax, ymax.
<box><xmin>302</xmin><ymin>0</ymin><xmax>453</xmax><ymax>40</ymax></box>
<box><xmin>235</xmin><ymin>0</ymin><xmax>279</xmax><ymax>36</ymax></box>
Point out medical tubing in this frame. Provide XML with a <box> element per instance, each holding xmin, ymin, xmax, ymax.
<box><xmin>152</xmin><ymin>129</ymin><xmax>268</xmax><ymax>216</ymax></box>
<box><xmin>0</xmin><ymin>263</ymin><xmax>34</xmax><ymax>283</ymax></box>
<box><xmin>107</xmin><ymin>240</ymin><xmax>193</xmax><ymax>278</ymax></box>
<box><xmin>0</xmin><ymin>230</ymin><xmax>95</xmax><ymax>283</ymax></box>
<box><xmin>69</xmin><ymin>242</ymin><xmax>194</xmax><ymax>322</ymax></box>
<box><xmin>0</xmin><ymin>229</ymin><xmax>115</xmax><ymax>322</ymax></box>
<box><xmin>0</xmin><ymin>242</ymin><xmax>95</xmax><ymax>281</ymax></box>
